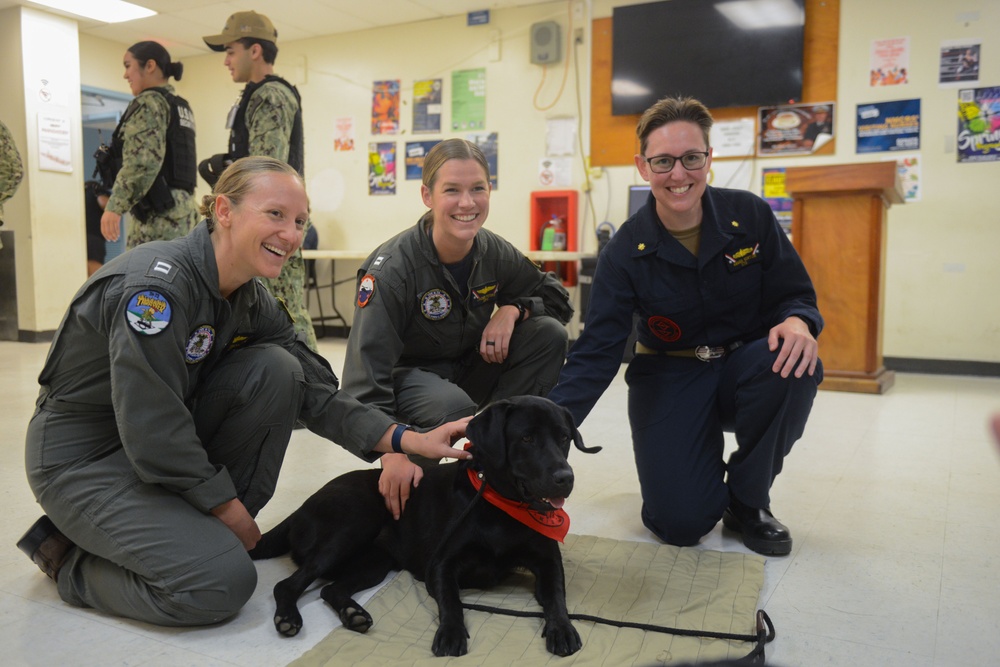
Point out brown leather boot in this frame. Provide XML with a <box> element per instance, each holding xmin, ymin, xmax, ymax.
<box><xmin>16</xmin><ymin>516</ymin><xmax>74</xmax><ymax>581</ymax></box>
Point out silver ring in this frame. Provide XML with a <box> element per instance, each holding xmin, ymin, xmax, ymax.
<box><xmin>486</xmin><ymin>341</ymin><xmax>496</xmax><ymax>346</ymax></box>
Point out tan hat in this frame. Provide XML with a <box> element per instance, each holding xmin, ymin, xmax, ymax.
<box><xmin>203</xmin><ymin>11</ymin><xmax>277</xmax><ymax>51</ymax></box>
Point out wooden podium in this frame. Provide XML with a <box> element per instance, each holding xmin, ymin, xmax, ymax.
<box><xmin>785</xmin><ymin>162</ymin><xmax>903</xmax><ymax>394</ymax></box>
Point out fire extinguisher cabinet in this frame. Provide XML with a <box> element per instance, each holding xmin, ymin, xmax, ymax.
<box><xmin>529</xmin><ymin>189</ymin><xmax>578</xmax><ymax>286</ymax></box>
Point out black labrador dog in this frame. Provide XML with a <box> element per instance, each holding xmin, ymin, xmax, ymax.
<box><xmin>249</xmin><ymin>396</ymin><xmax>600</xmax><ymax>657</ymax></box>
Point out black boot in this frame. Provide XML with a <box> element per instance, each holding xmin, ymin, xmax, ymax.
<box><xmin>17</xmin><ymin>516</ymin><xmax>74</xmax><ymax>581</ymax></box>
<box><xmin>722</xmin><ymin>496</ymin><xmax>792</xmax><ymax>556</ymax></box>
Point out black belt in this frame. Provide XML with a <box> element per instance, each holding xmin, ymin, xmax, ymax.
<box><xmin>634</xmin><ymin>340</ymin><xmax>745</xmax><ymax>361</ymax></box>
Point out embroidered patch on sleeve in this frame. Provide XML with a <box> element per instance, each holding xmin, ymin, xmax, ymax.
<box><xmin>184</xmin><ymin>325</ymin><xmax>215</xmax><ymax>364</ymax></box>
<box><xmin>357</xmin><ymin>274</ymin><xmax>376</xmax><ymax>308</ymax></box>
<box><xmin>125</xmin><ymin>290</ymin><xmax>172</xmax><ymax>335</ymax></box>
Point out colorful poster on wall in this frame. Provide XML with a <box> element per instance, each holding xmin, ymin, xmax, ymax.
<box><xmin>870</xmin><ymin>37</ymin><xmax>909</xmax><ymax>86</ymax></box>
<box><xmin>940</xmin><ymin>40</ymin><xmax>981</xmax><ymax>86</ymax></box>
<box><xmin>412</xmin><ymin>79</ymin><xmax>442</xmax><ymax>134</ymax></box>
<box><xmin>368</xmin><ymin>142</ymin><xmax>396</xmax><ymax>195</ymax></box>
<box><xmin>467</xmin><ymin>132</ymin><xmax>498</xmax><ymax>189</ymax></box>
<box><xmin>856</xmin><ymin>99</ymin><xmax>921</xmax><ymax>153</ymax></box>
<box><xmin>761</xmin><ymin>167</ymin><xmax>792</xmax><ymax>234</ymax></box>
<box><xmin>758</xmin><ymin>103</ymin><xmax>834</xmax><ymax>155</ymax></box>
<box><xmin>404</xmin><ymin>140</ymin><xmax>441</xmax><ymax>180</ymax></box>
<box><xmin>957</xmin><ymin>86</ymin><xmax>1000</xmax><ymax>163</ymax></box>
<box><xmin>371</xmin><ymin>80</ymin><xmax>400</xmax><ymax>135</ymax></box>
<box><xmin>895</xmin><ymin>155</ymin><xmax>921</xmax><ymax>202</ymax></box>
<box><xmin>333</xmin><ymin>116</ymin><xmax>355</xmax><ymax>152</ymax></box>
<box><xmin>452</xmin><ymin>68</ymin><xmax>486</xmax><ymax>131</ymax></box>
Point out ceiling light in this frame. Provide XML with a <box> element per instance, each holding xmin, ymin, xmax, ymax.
<box><xmin>29</xmin><ymin>0</ymin><xmax>156</xmax><ymax>23</ymax></box>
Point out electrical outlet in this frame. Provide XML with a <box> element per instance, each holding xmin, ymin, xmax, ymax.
<box><xmin>574</xmin><ymin>27</ymin><xmax>584</xmax><ymax>44</ymax></box>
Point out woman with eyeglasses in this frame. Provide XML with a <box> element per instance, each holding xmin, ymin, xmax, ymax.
<box><xmin>548</xmin><ymin>96</ymin><xmax>823</xmax><ymax>558</ymax></box>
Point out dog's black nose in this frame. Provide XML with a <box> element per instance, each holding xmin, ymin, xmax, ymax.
<box><xmin>552</xmin><ymin>468</ymin><xmax>574</xmax><ymax>493</ymax></box>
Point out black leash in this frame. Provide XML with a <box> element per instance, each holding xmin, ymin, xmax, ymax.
<box><xmin>442</xmin><ymin>469</ymin><xmax>777</xmax><ymax>662</ymax></box>
<box><xmin>458</xmin><ymin>605</ymin><xmax>774</xmax><ymax>664</ymax></box>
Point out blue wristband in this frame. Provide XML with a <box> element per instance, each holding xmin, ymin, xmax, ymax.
<box><xmin>391</xmin><ymin>424</ymin><xmax>411</xmax><ymax>453</ymax></box>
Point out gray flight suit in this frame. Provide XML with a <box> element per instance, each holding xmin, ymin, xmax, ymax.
<box><xmin>342</xmin><ymin>213</ymin><xmax>574</xmax><ymax>430</ymax></box>
<box><xmin>24</xmin><ymin>222</ymin><xmax>394</xmax><ymax>626</ymax></box>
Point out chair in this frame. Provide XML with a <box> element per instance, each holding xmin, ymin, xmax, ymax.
<box><xmin>302</xmin><ymin>226</ymin><xmax>328</xmax><ymax>337</ymax></box>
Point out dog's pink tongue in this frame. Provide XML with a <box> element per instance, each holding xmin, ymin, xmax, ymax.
<box><xmin>548</xmin><ymin>497</ymin><xmax>566</xmax><ymax>509</ymax></box>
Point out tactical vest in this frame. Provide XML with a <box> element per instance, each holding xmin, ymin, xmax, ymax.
<box><xmin>228</xmin><ymin>75</ymin><xmax>305</xmax><ymax>176</ymax></box>
<box><xmin>110</xmin><ymin>87</ymin><xmax>197</xmax><ymax>195</ymax></box>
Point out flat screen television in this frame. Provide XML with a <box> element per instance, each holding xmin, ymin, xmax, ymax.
<box><xmin>611</xmin><ymin>0</ymin><xmax>805</xmax><ymax>115</ymax></box>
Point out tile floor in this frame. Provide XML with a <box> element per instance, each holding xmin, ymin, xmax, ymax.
<box><xmin>1</xmin><ymin>337</ymin><xmax>998</xmax><ymax>666</ymax></box>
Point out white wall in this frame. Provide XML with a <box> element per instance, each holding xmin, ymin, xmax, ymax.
<box><xmin>73</xmin><ymin>0</ymin><xmax>999</xmax><ymax>364</ymax></box>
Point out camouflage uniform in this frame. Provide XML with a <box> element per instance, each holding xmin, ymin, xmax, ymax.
<box><xmin>0</xmin><ymin>120</ymin><xmax>24</xmax><ymax>227</ymax></box>
<box><xmin>106</xmin><ymin>84</ymin><xmax>198</xmax><ymax>249</ymax></box>
<box><xmin>240</xmin><ymin>80</ymin><xmax>317</xmax><ymax>350</ymax></box>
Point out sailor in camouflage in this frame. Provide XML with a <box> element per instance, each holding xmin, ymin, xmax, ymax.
<box><xmin>204</xmin><ymin>11</ymin><xmax>316</xmax><ymax>350</ymax></box>
<box><xmin>0</xmin><ymin>120</ymin><xmax>24</xmax><ymax>230</ymax></box>
<box><xmin>101</xmin><ymin>42</ymin><xmax>198</xmax><ymax>250</ymax></box>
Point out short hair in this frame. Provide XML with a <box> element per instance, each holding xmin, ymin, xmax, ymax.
<box><xmin>421</xmin><ymin>139</ymin><xmax>491</xmax><ymax>190</ymax></box>
<box><xmin>127</xmin><ymin>41</ymin><xmax>183</xmax><ymax>81</ymax></box>
<box><xmin>636</xmin><ymin>96</ymin><xmax>713</xmax><ymax>155</ymax></box>
<box><xmin>237</xmin><ymin>37</ymin><xmax>278</xmax><ymax>65</ymax></box>
<box><xmin>199</xmin><ymin>156</ymin><xmax>303</xmax><ymax>230</ymax></box>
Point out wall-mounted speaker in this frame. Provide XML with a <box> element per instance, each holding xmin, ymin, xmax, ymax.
<box><xmin>530</xmin><ymin>21</ymin><xmax>561</xmax><ymax>65</ymax></box>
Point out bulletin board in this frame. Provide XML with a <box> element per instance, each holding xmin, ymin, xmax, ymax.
<box><xmin>589</xmin><ymin>0</ymin><xmax>840</xmax><ymax>166</ymax></box>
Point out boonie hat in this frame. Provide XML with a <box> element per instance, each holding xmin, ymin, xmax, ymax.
<box><xmin>203</xmin><ymin>11</ymin><xmax>278</xmax><ymax>51</ymax></box>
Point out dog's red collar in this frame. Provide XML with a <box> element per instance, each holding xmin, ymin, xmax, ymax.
<box><xmin>465</xmin><ymin>467</ymin><xmax>569</xmax><ymax>542</ymax></box>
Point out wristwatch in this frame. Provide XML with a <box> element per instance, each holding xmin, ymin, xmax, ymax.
<box><xmin>512</xmin><ymin>302</ymin><xmax>527</xmax><ymax>323</ymax></box>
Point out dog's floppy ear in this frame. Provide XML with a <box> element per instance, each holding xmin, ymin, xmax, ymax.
<box><xmin>560</xmin><ymin>404</ymin><xmax>602</xmax><ymax>454</ymax></box>
<box><xmin>466</xmin><ymin>399</ymin><xmax>511</xmax><ymax>468</ymax></box>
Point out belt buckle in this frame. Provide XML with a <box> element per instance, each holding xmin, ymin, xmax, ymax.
<box><xmin>695</xmin><ymin>345</ymin><xmax>725</xmax><ymax>361</ymax></box>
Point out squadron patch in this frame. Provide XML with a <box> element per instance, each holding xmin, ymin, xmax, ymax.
<box><xmin>725</xmin><ymin>243</ymin><xmax>760</xmax><ymax>270</ymax></box>
<box><xmin>648</xmin><ymin>315</ymin><xmax>682</xmax><ymax>343</ymax></box>
<box><xmin>420</xmin><ymin>289</ymin><xmax>452</xmax><ymax>320</ymax></box>
<box><xmin>470</xmin><ymin>281</ymin><xmax>499</xmax><ymax>308</ymax></box>
<box><xmin>357</xmin><ymin>274</ymin><xmax>375</xmax><ymax>308</ymax></box>
<box><xmin>125</xmin><ymin>290</ymin><xmax>172</xmax><ymax>335</ymax></box>
<box><xmin>185</xmin><ymin>325</ymin><xmax>215</xmax><ymax>364</ymax></box>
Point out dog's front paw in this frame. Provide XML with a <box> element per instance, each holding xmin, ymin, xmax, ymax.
<box><xmin>273</xmin><ymin>611</ymin><xmax>303</xmax><ymax>637</ymax></box>
<box><xmin>338</xmin><ymin>602</ymin><xmax>373</xmax><ymax>633</ymax></box>
<box><xmin>543</xmin><ymin>620</ymin><xmax>582</xmax><ymax>656</ymax></box>
<box><xmin>431</xmin><ymin>622</ymin><xmax>470</xmax><ymax>656</ymax></box>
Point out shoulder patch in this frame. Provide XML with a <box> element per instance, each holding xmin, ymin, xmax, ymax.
<box><xmin>145</xmin><ymin>258</ymin><xmax>179</xmax><ymax>283</ymax></box>
<box><xmin>125</xmin><ymin>290</ymin><xmax>172</xmax><ymax>335</ymax></box>
<box><xmin>184</xmin><ymin>325</ymin><xmax>215</xmax><ymax>364</ymax></box>
<box><xmin>357</xmin><ymin>274</ymin><xmax>375</xmax><ymax>308</ymax></box>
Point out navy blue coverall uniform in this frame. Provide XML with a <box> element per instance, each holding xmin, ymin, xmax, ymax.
<box><xmin>548</xmin><ymin>186</ymin><xmax>823</xmax><ymax>546</ymax></box>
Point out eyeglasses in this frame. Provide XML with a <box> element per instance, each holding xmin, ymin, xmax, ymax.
<box><xmin>644</xmin><ymin>151</ymin><xmax>709</xmax><ymax>173</ymax></box>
